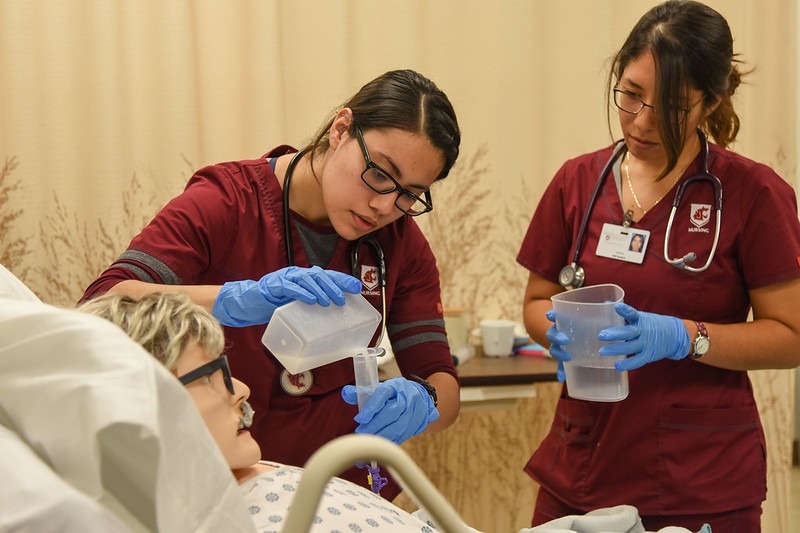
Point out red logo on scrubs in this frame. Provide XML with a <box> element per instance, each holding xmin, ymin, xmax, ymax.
<box><xmin>280</xmin><ymin>369</ymin><xmax>313</xmax><ymax>396</ymax></box>
<box><xmin>361</xmin><ymin>265</ymin><xmax>379</xmax><ymax>291</ymax></box>
<box><xmin>690</xmin><ymin>204</ymin><xmax>711</xmax><ymax>228</ymax></box>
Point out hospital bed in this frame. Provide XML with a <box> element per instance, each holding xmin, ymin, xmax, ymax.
<box><xmin>0</xmin><ymin>265</ymin><xmax>471</xmax><ymax>532</ymax></box>
<box><xmin>0</xmin><ymin>265</ymin><xmax>697</xmax><ymax>533</ymax></box>
<box><xmin>283</xmin><ymin>434</ymin><xmax>472</xmax><ymax>532</ymax></box>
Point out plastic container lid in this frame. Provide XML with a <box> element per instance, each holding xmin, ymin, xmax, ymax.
<box><xmin>262</xmin><ymin>292</ymin><xmax>382</xmax><ymax>374</ymax></box>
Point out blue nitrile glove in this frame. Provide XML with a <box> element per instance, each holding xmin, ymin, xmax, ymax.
<box><xmin>598</xmin><ymin>303</ymin><xmax>691</xmax><ymax>371</ymax></box>
<box><xmin>545</xmin><ymin>309</ymin><xmax>570</xmax><ymax>382</ymax></box>
<box><xmin>341</xmin><ymin>377</ymin><xmax>440</xmax><ymax>445</ymax></box>
<box><xmin>212</xmin><ymin>266</ymin><xmax>362</xmax><ymax>327</ymax></box>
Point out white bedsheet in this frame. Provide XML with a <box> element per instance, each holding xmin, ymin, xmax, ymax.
<box><xmin>0</xmin><ymin>424</ymin><xmax>129</xmax><ymax>532</ymax></box>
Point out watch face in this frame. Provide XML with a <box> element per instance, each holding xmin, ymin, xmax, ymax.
<box><xmin>695</xmin><ymin>337</ymin><xmax>710</xmax><ymax>355</ymax></box>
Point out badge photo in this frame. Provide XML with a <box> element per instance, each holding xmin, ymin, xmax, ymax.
<box><xmin>596</xmin><ymin>223</ymin><xmax>650</xmax><ymax>265</ymax></box>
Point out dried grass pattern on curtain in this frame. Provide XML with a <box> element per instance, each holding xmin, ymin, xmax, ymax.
<box><xmin>9</xmin><ymin>159</ymin><xmax>187</xmax><ymax>306</ymax></box>
<box><xmin>0</xmin><ymin>157</ymin><xmax>30</xmax><ymax>278</ymax></box>
<box><xmin>418</xmin><ymin>145</ymin><xmax>536</xmax><ymax>326</ymax></box>
<box><xmin>33</xmin><ymin>174</ymin><xmax>160</xmax><ymax>306</ymax></box>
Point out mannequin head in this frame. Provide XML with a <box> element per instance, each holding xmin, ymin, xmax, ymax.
<box><xmin>79</xmin><ymin>292</ymin><xmax>261</xmax><ymax>471</ymax></box>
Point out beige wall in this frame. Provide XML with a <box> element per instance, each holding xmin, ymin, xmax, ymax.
<box><xmin>0</xmin><ymin>1</ymin><xmax>795</xmax><ymax>530</ymax></box>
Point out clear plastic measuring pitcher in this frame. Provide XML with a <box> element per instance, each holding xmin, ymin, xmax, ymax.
<box><xmin>551</xmin><ymin>283</ymin><xmax>628</xmax><ymax>402</ymax></box>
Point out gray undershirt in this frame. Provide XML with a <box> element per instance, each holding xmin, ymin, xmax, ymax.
<box><xmin>269</xmin><ymin>156</ymin><xmax>341</xmax><ymax>267</ymax></box>
<box><xmin>295</xmin><ymin>222</ymin><xmax>339</xmax><ymax>267</ymax></box>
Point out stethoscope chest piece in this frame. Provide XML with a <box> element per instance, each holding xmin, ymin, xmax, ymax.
<box><xmin>559</xmin><ymin>263</ymin><xmax>585</xmax><ymax>290</ymax></box>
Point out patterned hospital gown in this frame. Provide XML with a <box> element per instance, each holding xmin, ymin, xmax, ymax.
<box><xmin>241</xmin><ymin>462</ymin><xmax>437</xmax><ymax>532</ymax></box>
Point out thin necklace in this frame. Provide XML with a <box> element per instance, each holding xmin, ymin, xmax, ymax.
<box><xmin>625</xmin><ymin>151</ymin><xmax>684</xmax><ymax>215</ymax></box>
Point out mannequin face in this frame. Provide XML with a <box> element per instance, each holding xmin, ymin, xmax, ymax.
<box><xmin>321</xmin><ymin>111</ymin><xmax>444</xmax><ymax>241</ymax></box>
<box><xmin>175</xmin><ymin>342</ymin><xmax>261</xmax><ymax>470</ymax></box>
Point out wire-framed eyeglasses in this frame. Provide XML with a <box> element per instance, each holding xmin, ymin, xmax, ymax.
<box><xmin>613</xmin><ymin>88</ymin><xmax>703</xmax><ymax>124</ymax></box>
<box><xmin>354</xmin><ymin>126</ymin><xmax>433</xmax><ymax>216</ymax></box>
<box><xmin>178</xmin><ymin>354</ymin><xmax>235</xmax><ymax>395</ymax></box>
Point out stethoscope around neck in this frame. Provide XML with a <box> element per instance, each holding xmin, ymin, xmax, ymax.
<box><xmin>282</xmin><ymin>147</ymin><xmax>387</xmax><ymax>345</ymax></box>
<box><xmin>558</xmin><ymin>130</ymin><xmax>723</xmax><ymax>290</ymax></box>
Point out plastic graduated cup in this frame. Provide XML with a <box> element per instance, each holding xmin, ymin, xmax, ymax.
<box><xmin>550</xmin><ymin>283</ymin><xmax>628</xmax><ymax>402</ymax></box>
<box><xmin>262</xmin><ymin>292</ymin><xmax>381</xmax><ymax>374</ymax></box>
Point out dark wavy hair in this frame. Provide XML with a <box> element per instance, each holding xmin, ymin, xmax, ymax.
<box><xmin>308</xmin><ymin>69</ymin><xmax>461</xmax><ymax>181</ymax></box>
<box><xmin>606</xmin><ymin>0</ymin><xmax>745</xmax><ymax>178</ymax></box>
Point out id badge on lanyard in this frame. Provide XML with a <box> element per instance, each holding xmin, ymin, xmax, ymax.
<box><xmin>596</xmin><ymin>223</ymin><xmax>650</xmax><ymax>264</ymax></box>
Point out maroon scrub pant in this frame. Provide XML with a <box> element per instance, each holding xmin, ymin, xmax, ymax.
<box><xmin>532</xmin><ymin>486</ymin><xmax>762</xmax><ymax>532</ymax></box>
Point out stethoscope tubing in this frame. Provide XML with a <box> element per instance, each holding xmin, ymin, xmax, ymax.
<box><xmin>282</xmin><ymin>146</ymin><xmax>313</xmax><ymax>266</ymax></box>
<box><xmin>281</xmin><ymin>147</ymin><xmax>388</xmax><ymax>346</ymax></box>
<box><xmin>563</xmin><ymin>130</ymin><xmax>722</xmax><ymax>288</ymax></box>
<box><xmin>569</xmin><ymin>140</ymin><xmax>628</xmax><ymax>267</ymax></box>
<box><xmin>662</xmin><ymin>134</ymin><xmax>723</xmax><ymax>271</ymax></box>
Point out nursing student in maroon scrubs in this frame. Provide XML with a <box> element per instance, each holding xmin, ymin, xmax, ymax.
<box><xmin>517</xmin><ymin>2</ymin><xmax>800</xmax><ymax>531</ymax></box>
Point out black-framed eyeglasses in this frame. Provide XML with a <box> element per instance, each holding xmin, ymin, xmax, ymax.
<box><xmin>354</xmin><ymin>126</ymin><xmax>433</xmax><ymax>216</ymax></box>
<box><xmin>613</xmin><ymin>88</ymin><xmax>703</xmax><ymax>124</ymax></box>
<box><xmin>178</xmin><ymin>354</ymin><xmax>235</xmax><ymax>395</ymax></box>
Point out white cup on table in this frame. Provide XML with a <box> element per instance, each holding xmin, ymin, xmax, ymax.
<box><xmin>480</xmin><ymin>319</ymin><xmax>516</xmax><ymax>357</ymax></box>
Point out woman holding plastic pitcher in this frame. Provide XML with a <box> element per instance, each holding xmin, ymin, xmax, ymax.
<box><xmin>517</xmin><ymin>1</ymin><xmax>800</xmax><ymax>530</ymax></box>
<box><xmin>81</xmin><ymin>69</ymin><xmax>461</xmax><ymax>498</ymax></box>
